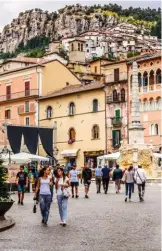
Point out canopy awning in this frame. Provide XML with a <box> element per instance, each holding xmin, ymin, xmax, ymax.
<box><xmin>97</xmin><ymin>152</ymin><xmax>120</xmax><ymax>160</ymax></box>
<box><xmin>2</xmin><ymin>152</ymin><xmax>49</xmax><ymax>164</ymax></box>
<box><xmin>61</xmin><ymin>149</ymin><xmax>79</xmax><ymax>157</ymax></box>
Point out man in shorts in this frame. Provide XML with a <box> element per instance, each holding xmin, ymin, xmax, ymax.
<box><xmin>82</xmin><ymin>163</ymin><xmax>92</xmax><ymax>199</ymax></box>
<box><xmin>69</xmin><ymin>164</ymin><xmax>79</xmax><ymax>198</ymax></box>
<box><xmin>16</xmin><ymin>165</ymin><xmax>28</xmax><ymax>205</ymax></box>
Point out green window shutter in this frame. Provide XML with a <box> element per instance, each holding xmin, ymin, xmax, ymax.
<box><xmin>115</xmin><ymin>109</ymin><xmax>120</xmax><ymax>117</ymax></box>
<box><xmin>115</xmin><ymin>110</ymin><xmax>120</xmax><ymax>123</ymax></box>
<box><xmin>112</xmin><ymin>130</ymin><xmax>116</xmax><ymax>146</ymax></box>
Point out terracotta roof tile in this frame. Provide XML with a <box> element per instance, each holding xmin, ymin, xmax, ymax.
<box><xmin>39</xmin><ymin>82</ymin><xmax>105</xmax><ymax>100</ymax></box>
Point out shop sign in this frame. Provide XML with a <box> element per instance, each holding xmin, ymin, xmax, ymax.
<box><xmin>84</xmin><ymin>151</ymin><xmax>104</xmax><ymax>156</ymax></box>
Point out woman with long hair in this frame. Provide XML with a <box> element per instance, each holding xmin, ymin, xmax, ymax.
<box><xmin>124</xmin><ymin>165</ymin><xmax>134</xmax><ymax>202</ymax></box>
<box><xmin>55</xmin><ymin>167</ymin><xmax>70</xmax><ymax>226</ymax></box>
<box><xmin>34</xmin><ymin>166</ymin><xmax>52</xmax><ymax>226</ymax></box>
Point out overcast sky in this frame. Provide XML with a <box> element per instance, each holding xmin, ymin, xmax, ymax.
<box><xmin>0</xmin><ymin>0</ymin><xmax>161</xmax><ymax>31</ymax></box>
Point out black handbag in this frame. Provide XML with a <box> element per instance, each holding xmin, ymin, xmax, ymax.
<box><xmin>33</xmin><ymin>199</ymin><xmax>37</xmax><ymax>213</ymax></box>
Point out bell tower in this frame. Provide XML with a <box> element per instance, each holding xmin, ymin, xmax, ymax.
<box><xmin>69</xmin><ymin>38</ymin><xmax>85</xmax><ymax>63</ymax></box>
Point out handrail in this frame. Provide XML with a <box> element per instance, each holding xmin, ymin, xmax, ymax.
<box><xmin>0</xmin><ymin>89</ymin><xmax>39</xmax><ymax>102</ymax></box>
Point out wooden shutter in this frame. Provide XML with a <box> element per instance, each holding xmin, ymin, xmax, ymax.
<box><xmin>5</xmin><ymin>110</ymin><xmax>10</xmax><ymax>119</ymax></box>
<box><xmin>112</xmin><ymin>130</ymin><xmax>116</xmax><ymax>146</ymax></box>
<box><xmin>115</xmin><ymin>109</ymin><xmax>120</xmax><ymax>118</ymax></box>
<box><xmin>25</xmin><ymin>81</ymin><xmax>30</xmax><ymax>96</ymax></box>
<box><xmin>5</xmin><ymin>110</ymin><xmax>8</xmax><ymax>119</ymax></box>
<box><xmin>70</xmin><ymin>129</ymin><xmax>75</xmax><ymax>140</ymax></box>
<box><xmin>114</xmin><ymin>68</ymin><xmax>119</xmax><ymax>82</ymax></box>
<box><xmin>6</xmin><ymin>86</ymin><xmax>11</xmax><ymax>100</ymax></box>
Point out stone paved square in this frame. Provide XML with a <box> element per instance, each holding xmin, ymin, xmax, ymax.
<box><xmin>0</xmin><ymin>183</ymin><xmax>161</xmax><ymax>251</ymax></box>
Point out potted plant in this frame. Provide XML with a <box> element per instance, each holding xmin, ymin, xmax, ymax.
<box><xmin>0</xmin><ymin>159</ymin><xmax>14</xmax><ymax>220</ymax></box>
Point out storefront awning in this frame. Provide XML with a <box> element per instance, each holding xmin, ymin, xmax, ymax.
<box><xmin>61</xmin><ymin>149</ymin><xmax>79</xmax><ymax>157</ymax></box>
<box><xmin>97</xmin><ymin>152</ymin><xmax>120</xmax><ymax>160</ymax></box>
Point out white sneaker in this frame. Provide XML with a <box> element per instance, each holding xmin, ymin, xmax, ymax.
<box><xmin>129</xmin><ymin>199</ymin><xmax>132</xmax><ymax>202</ymax></box>
<box><xmin>62</xmin><ymin>221</ymin><xmax>67</xmax><ymax>227</ymax></box>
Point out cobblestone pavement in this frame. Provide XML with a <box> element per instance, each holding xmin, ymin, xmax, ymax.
<box><xmin>0</xmin><ymin>183</ymin><xmax>161</xmax><ymax>251</ymax></box>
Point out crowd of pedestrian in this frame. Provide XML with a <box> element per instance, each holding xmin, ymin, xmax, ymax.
<box><xmin>15</xmin><ymin>162</ymin><xmax>147</xmax><ymax>227</ymax></box>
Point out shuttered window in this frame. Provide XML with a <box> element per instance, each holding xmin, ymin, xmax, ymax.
<box><xmin>112</xmin><ymin>130</ymin><xmax>121</xmax><ymax>147</ymax></box>
<box><xmin>25</xmin><ymin>81</ymin><xmax>30</xmax><ymax>96</ymax></box>
<box><xmin>5</xmin><ymin>109</ymin><xmax>11</xmax><ymax>119</ymax></box>
<box><xmin>6</xmin><ymin>85</ymin><xmax>11</xmax><ymax>100</ymax></box>
<box><xmin>114</xmin><ymin>68</ymin><xmax>119</xmax><ymax>82</ymax></box>
<box><xmin>25</xmin><ymin>101</ymin><xmax>29</xmax><ymax>112</ymax></box>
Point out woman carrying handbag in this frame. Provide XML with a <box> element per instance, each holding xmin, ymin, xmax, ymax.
<box><xmin>55</xmin><ymin>167</ymin><xmax>70</xmax><ymax>226</ymax></box>
<box><xmin>34</xmin><ymin>166</ymin><xmax>52</xmax><ymax>226</ymax></box>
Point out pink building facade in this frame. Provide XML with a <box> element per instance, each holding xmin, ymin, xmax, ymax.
<box><xmin>128</xmin><ymin>55</ymin><xmax>162</xmax><ymax>152</ymax></box>
<box><xmin>104</xmin><ymin>62</ymin><xmax>128</xmax><ymax>153</ymax></box>
<box><xmin>0</xmin><ymin>66</ymin><xmax>40</xmax><ymax>148</ymax></box>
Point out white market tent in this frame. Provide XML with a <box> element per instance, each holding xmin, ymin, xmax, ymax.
<box><xmin>153</xmin><ymin>153</ymin><xmax>162</xmax><ymax>159</ymax></box>
<box><xmin>2</xmin><ymin>152</ymin><xmax>49</xmax><ymax>164</ymax></box>
<box><xmin>97</xmin><ymin>152</ymin><xmax>120</xmax><ymax>167</ymax></box>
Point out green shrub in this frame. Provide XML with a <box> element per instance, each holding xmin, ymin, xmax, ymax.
<box><xmin>0</xmin><ymin>159</ymin><xmax>10</xmax><ymax>201</ymax></box>
<box><xmin>127</xmin><ymin>51</ymin><xmax>140</xmax><ymax>58</ymax></box>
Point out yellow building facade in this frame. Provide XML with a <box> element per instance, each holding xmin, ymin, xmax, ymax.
<box><xmin>39</xmin><ymin>83</ymin><xmax>106</xmax><ymax>168</ymax></box>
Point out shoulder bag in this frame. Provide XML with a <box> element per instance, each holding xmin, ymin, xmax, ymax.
<box><xmin>136</xmin><ymin>171</ymin><xmax>145</xmax><ymax>185</ymax></box>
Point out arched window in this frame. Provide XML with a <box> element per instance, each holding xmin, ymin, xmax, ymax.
<box><xmin>138</xmin><ymin>72</ymin><xmax>142</xmax><ymax>89</ymax></box>
<box><xmin>149</xmin><ymin>70</ymin><xmax>154</xmax><ymax>90</ymax></box>
<box><xmin>78</xmin><ymin>43</ymin><xmax>80</xmax><ymax>51</ymax></box>
<box><xmin>156</xmin><ymin>69</ymin><xmax>161</xmax><ymax>84</ymax></box>
<box><xmin>149</xmin><ymin>98</ymin><xmax>155</xmax><ymax>111</ymax></box>
<box><xmin>143</xmin><ymin>99</ymin><xmax>148</xmax><ymax>111</ymax></box>
<box><xmin>71</xmin><ymin>43</ymin><xmax>74</xmax><ymax>51</ymax></box>
<box><xmin>130</xmin><ymin>75</ymin><xmax>132</xmax><ymax>92</ymax></box>
<box><xmin>69</xmin><ymin>102</ymin><xmax>75</xmax><ymax>115</ymax></box>
<box><xmin>139</xmin><ymin>100</ymin><xmax>143</xmax><ymax>112</ymax></box>
<box><xmin>156</xmin><ymin>97</ymin><xmax>161</xmax><ymax>110</ymax></box>
<box><xmin>81</xmin><ymin>43</ymin><xmax>83</xmax><ymax>52</ymax></box>
<box><xmin>155</xmin><ymin>124</ymin><xmax>158</xmax><ymax>135</ymax></box>
<box><xmin>143</xmin><ymin>71</ymin><xmax>148</xmax><ymax>91</ymax></box>
<box><xmin>69</xmin><ymin>128</ymin><xmax>76</xmax><ymax>141</ymax></box>
<box><xmin>93</xmin><ymin>99</ymin><xmax>98</xmax><ymax>112</ymax></box>
<box><xmin>113</xmin><ymin>90</ymin><xmax>118</xmax><ymax>101</ymax></box>
<box><xmin>121</xmin><ymin>88</ymin><xmax>125</xmax><ymax>102</ymax></box>
<box><xmin>92</xmin><ymin>125</ymin><xmax>99</xmax><ymax>139</ymax></box>
<box><xmin>46</xmin><ymin>106</ymin><xmax>52</xmax><ymax>119</ymax></box>
<box><xmin>150</xmin><ymin>124</ymin><xmax>154</xmax><ymax>136</ymax></box>
<box><xmin>130</xmin><ymin>101</ymin><xmax>132</xmax><ymax>113</ymax></box>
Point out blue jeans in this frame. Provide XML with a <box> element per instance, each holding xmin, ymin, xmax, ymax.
<box><xmin>125</xmin><ymin>183</ymin><xmax>133</xmax><ymax>199</ymax></box>
<box><xmin>57</xmin><ymin>195</ymin><xmax>68</xmax><ymax>222</ymax></box>
<box><xmin>39</xmin><ymin>195</ymin><xmax>51</xmax><ymax>222</ymax></box>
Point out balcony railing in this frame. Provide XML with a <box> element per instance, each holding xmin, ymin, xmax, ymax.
<box><xmin>0</xmin><ymin>89</ymin><xmax>39</xmax><ymax>102</ymax></box>
<box><xmin>111</xmin><ymin>117</ymin><xmax>122</xmax><ymax>127</ymax></box>
<box><xmin>18</xmin><ymin>103</ymin><xmax>36</xmax><ymax>115</ymax></box>
<box><xmin>106</xmin><ymin>95</ymin><xmax>126</xmax><ymax>104</ymax></box>
<box><xmin>105</xmin><ymin>72</ymin><xmax>127</xmax><ymax>83</ymax></box>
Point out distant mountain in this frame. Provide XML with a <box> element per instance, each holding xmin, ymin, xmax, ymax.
<box><xmin>0</xmin><ymin>4</ymin><xmax>161</xmax><ymax>57</ymax></box>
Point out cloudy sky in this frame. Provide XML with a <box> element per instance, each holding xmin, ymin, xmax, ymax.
<box><xmin>0</xmin><ymin>0</ymin><xmax>161</xmax><ymax>31</ymax></box>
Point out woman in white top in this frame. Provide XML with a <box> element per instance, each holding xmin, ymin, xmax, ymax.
<box><xmin>34</xmin><ymin>166</ymin><xmax>52</xmax><ymax>226</ymax></box>
<box><xmin>55</xmin><ymin>167</ymin><xmax>70</xmax><ymax>226</ymax></box>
